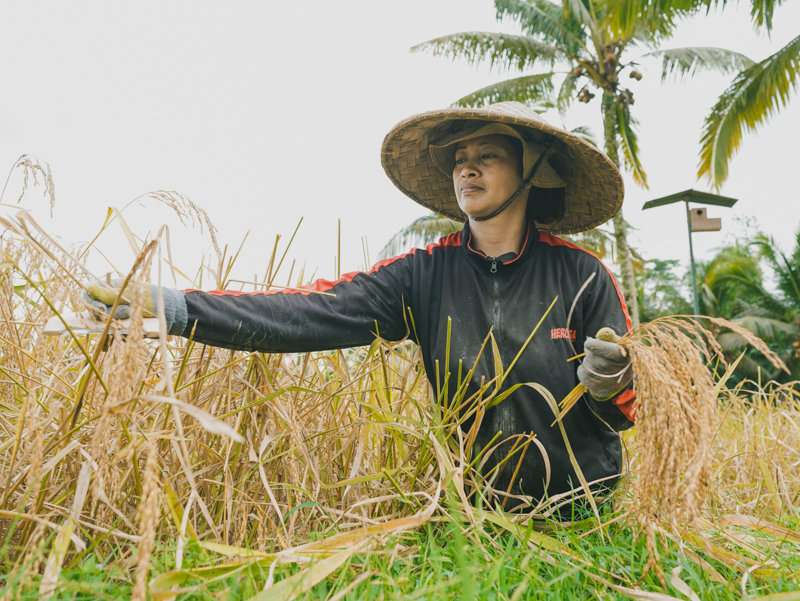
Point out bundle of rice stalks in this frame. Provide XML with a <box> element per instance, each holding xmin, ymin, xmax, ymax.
<box><xmin>558</xmin><ymin>316</ymin><xmax>789</xmax><ymax>579</ymax></box>
<box><xmin>628</xmin><ymin>317</ymin><xmax>786</xmax><ymax>521</ymax></box>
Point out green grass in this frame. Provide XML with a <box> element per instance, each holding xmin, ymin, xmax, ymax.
<box><xmin>4</xmin><ymin>505</ymin><xmax>800</xmax><ymax>600</ymax></box>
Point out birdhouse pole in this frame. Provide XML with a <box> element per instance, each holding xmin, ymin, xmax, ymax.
<box><xmin>642</xmin><ymin>189</ymin><xmax>738</xmax><ymax>320</ymax></box>
<box><xmin>684</xmin><ymin>197</ymin><xmax>701</xmax><ymax>316</ymax></box>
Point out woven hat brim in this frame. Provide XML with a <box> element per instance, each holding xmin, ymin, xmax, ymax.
<box><xmin>380</xmin><ymin>103</ymin><xmax>625</xmax><ymax>235</ymax></box>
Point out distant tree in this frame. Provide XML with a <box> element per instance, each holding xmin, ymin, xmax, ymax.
<box><xmin>695</xmin><ymin>234</ymin><xmax>800</xmax><ymax>380</ymax></box>
<box><xmin>697</xmin><ymin>243</ymin><xmax>764</xmax><ymax>318</ymax></box>
<box><xmin>638</xmin><ymin>258</ymin><xmax>692</xmax><ymax>322</ymax></box>
<box><xmin>413</xmin><ymin>0</ymin><xmax>752</xmax><ymax>327</ymax></box>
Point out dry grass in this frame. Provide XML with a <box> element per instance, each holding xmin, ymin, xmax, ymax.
<box><xmin>0</xmin><ymin>190</ymin><xmax>798</xmax><ymax>598</ymax></box>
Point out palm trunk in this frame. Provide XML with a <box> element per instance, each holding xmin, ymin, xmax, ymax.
<box><xmin>602</xmin><ymin>92</ymin><xmax>640</xmax><ymax>327</ymax></box>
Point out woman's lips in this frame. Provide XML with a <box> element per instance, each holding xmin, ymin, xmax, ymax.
<box><xmin>460</xmin><ymin>186</ymin><xmax>483</xmax><ymax>195</ymax></box>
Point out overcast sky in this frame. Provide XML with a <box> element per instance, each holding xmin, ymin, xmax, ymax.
<box><xmin>1</xmin><ymin>1</ymin><xmax>798</xmax><ymax>289</ymax></box>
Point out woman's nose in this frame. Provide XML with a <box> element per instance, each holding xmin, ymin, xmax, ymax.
<box><xmin>456</xmin><ymin>158</ymin><xmax>479</xmax><ymax>178</ymax></box>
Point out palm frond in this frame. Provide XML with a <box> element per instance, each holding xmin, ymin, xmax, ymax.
<box><xmin>750</xmin><ymin>0</ymin><xmax>786</xmax><ymax>31</ymax></box>
<box><xmin>557</xmin><ymin>70</ymin><xmax>580</xmax><ymax>120</ymax></box>
<box><xmin>717</xmin><ymin>331</ymin><xmax>750</xmax><ymax>353</ymax></box>
<box><xmin>599</xmin><ymin>0</ymin><xmax>706</xmax><ymax>40</ymax></box>
<box><xmin>563</xmin><ymin>227</ymin><xmax>616</xmax><ymax>260</ymax></box>
<box><xmin>378</xmin><ymin>213</ymin><xmax>463</xmax><ymax>260</ymax></box>
<box><xmin>494</xmin><ymin>0</ymin><xmax>586</xmax><ymax>54</ymax></box>
<box><xmin>713</xmin><ymin>274</ymin><xmax>788</xmax><ymax>316</ymax></box>
<box><xmin>698</xmin><ymin>33</ymin><xmax>800</xmax><ymax>188</ymax></box>
<box><xmin>569</xmin><ymin>124</ymin><xmax>600</xmax><ymax>147</ymax></box>
<box><xmin>563</xmin><ymin>0</ymin><xmax>596</xmax><ymax>29</ymax></box>
<box><xmin>731</xmin><ymin>298</ymin><xmax>772</xmax><ymax>318</ymax></box>
<box><xmin>453</xmin><ymin>73</ymin><xmax>556</xmax><ymax>108</ymax></box>
<box><xmin>752</xmin><ymin>233</ymin><xmax>800</xmax><ymax>307</ymax></box>
<box><xmin>645</xmin><ymin>47</ymin><xmax>755</xmax><ymax>82</ymax></box>
<box><xmin>615</xmin><ymin>100</ymin><xmax>648</xmax><ymax>187</ymax></box>
<box><xmin>752</xmin><ymin>232</ymin><xmax>781</xmax><ymax>265</ymax></box>
<box><xmin>411</xmin><ymin>32</ymin><xmax>563</xmax><ymax>71</ymax></box>
<box><xmin>735</xmin><ymin>314</ymin><xmax>799</xmax><ymax>339</ymax></box>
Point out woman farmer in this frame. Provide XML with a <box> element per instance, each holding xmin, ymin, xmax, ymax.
<box><xmin>86</xmin><ymin>101</ymin><xmax>636</xmax><ymax>512</ymax></box>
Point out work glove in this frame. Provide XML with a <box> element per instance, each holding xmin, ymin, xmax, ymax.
<box><xmin>577</xmin><ymin>328</ymin><xmax>633</xmax><ymax>401</ymax></box>
<box><xmin>81</xmin><ymin>278</ymin><xmax>187</xmax><ymax>336</ymax></box>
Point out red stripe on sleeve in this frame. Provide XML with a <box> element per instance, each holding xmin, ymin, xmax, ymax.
<box><xmin>612</xmin><ymin>389</ymin><xmax>637</xmax><ymax>422</ymax></box>
<box><xmin>184</xmin><ymin>231</ymin><xmax>462</xmax><ymax>298</ymax></box>
<box><xmin>537</xmin><ymin>232</ymin><xmax>632</xmax><ymax>330</ymax></box>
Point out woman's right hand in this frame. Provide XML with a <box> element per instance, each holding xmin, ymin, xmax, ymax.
<box><xmin>82</xmin><ymin>279</ymin><xmax>187</xmax><ymax>336</ymax></box>
<box><xmin>82</xmin><ymin>278</ymin><xmax>150</xmax><ymax>319</ymax></box>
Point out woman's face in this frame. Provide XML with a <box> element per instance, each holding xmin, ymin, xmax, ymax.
<box><xmin>452</xmin><ymin>134</ymin><xmax>524</xmax><ymax>219</ymax></box>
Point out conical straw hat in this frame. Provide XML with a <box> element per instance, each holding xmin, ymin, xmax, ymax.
<box><xmin>381</xmin><ymin>101</ymin><xmax>624</xmax><ymax>234</ymax></box>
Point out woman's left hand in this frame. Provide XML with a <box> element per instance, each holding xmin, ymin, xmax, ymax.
<box><xmin>577</xmin><ymin>337</ymin><xmax>633</xmax><ymax>401</ymax></box>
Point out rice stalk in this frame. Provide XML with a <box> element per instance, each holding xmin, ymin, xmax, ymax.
<box><xmin>131</xmin><ymin>439</ymin><xmax>161</xmax><ymax>601</ymax></box>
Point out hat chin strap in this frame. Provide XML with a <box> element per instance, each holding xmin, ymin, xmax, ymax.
<box><xmin>470</xmin><ymin>139</ymin><xmax>557</xmax><ymax>222</ymax></box>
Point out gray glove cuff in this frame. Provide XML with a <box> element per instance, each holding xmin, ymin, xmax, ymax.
<box><xmin>153</xmin><ymin>286</ymin><xmax>188</xmax><ymax>337</ymax></box>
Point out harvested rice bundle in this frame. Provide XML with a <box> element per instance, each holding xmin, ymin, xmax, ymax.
<box><xmin>559</xmin><ymin>317</ymin><xmax>788</xmax><ymax>549</ymax></box>
<box><xmin>627</xmin><ymin>317</ymin><xmax>786</xmax><ymax>528</ymax></box>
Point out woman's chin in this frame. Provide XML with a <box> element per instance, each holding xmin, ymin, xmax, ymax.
<box><xmin>458</xmin><ymin>199</ymin><xmax>495</xmax><ymax>219</ymax></box>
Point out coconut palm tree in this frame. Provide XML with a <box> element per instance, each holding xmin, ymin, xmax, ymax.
<box><xmin>412</xmin><ymin>0</ymin><xmax>752</xmax><ymax>326</ymax></box>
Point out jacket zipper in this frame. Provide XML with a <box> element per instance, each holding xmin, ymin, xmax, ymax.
<box><xmin>488</xmin><ymin>257</ymin><xmax>500</xmax><ymax>332</ymax></box>
<box><xmin>489</xmin><ymin>256</ymin><xmax>510</xmax><ymax>492</ymax></box>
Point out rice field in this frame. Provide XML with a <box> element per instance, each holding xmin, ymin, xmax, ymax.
<box><xmin>0</xmin><ymin>186</ymin><xmax>799</xmax><ymax>600</ymax></box>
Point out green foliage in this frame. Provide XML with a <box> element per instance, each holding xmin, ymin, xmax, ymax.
<box><xmin>495</xmin><ymin>0</ymin><xmax>587</xmax><ymax>53</ymax></box>
<box><xmin>633</xmin><ymin>225</ymin><xmax>800</xmax><ymax>381</ymax></box>
<box><xmin>638</xmin><ymin>258</ymin><xmax>693</xmax><ymax>321</ymax></box>
<box><xmin>647</xmin><ymin>46</ymin><xmax>755</xmax><ymax>82</ymax></box>
<box><xmin>698</xmin><ymin>243</ymin><xmax>765</xmax><ymax>318</ymax></box>
<box><xmin>413</xmin><ymin>0</ymin><xmax>674</xmax><ymax>187</ymax></box>
<box><xmin>746</xmin><ymin>0</ymin><xmax>787</xmax><ymax>31</ymax></box>
<box><xmin>698</xmin><ymin>33</ymin><xmax>800</xmax><ymax>189</ymax></box>
<box><xmin>599</xmin><ymin>0</ymin><xmax>706</xmax><ymax>40</ymax></box>
<box><xmin>692</xmin><ymin>232</ymin><xmax>800</xmax><ymax>380</ymax></box>
<box><xmin>378</xmin><ymin>213</ymin><xmax>462</xmax><ymax>260</ymax></box>
<box><xmin>410</xmin><ymin>32</ymin><xmax>562</xmax><ymax>71</ymax></box>
<box><xmin>453</xmin><ymin>72</ymin><xmax>556</xmax><ymax>108</ymax></box>
<box><xmin>614</xmin><ymin>100</ymin><xmax>647</xmax><ymax>187</ymax></box>
<box><xmin>566</xmin><ymin>124</ymin><xmax>601</xmax><ymax>147</ymax></box>
<box><xmin>753</xmin><ymin>230</ymin><xmax>800</xmax><ymax>315</ymax></box>
<box><xmin>563</xmin><ymin>227</ymin><xmax>617</xmax><ymax>260</ymax></box>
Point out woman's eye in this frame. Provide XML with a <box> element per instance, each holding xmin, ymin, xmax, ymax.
<box><xmin>482</xmin><ymin>153</ymin><xmax>496</xmax><ymax>159</ymax></box>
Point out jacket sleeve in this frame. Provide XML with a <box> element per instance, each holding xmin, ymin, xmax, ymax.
<box><xmin>181</xmin><ymin>255</ymin><xmax>414</xmax><ymax>353</ymax></box>
<box><xmin>577</xmin><ymin>259</ymin><xmax>636</xmax><ymax>431</ymax></box>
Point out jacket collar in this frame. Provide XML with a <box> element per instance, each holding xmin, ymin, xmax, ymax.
<box><xmin>461</xmin><ymin>219</ymin><xmax>539</xmax><ymax>267</ymax></box>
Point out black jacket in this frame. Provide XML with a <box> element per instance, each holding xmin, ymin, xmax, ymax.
<box><xmin>183</xmin><ymin>221</ymin><xmax>635</xmax><ymax>505</ymax></box>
